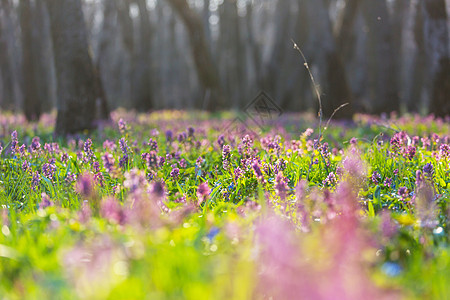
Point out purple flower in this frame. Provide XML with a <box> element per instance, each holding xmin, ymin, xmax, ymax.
<box><xmin>150</xmin><ymin>181</ymin><xmax>165</xmax><ymax>198</ymax></box>
<box><xmin>383</xmin><ymin>177</ymin><xmax>393</xmax><ymax>188</ymax></box>
<box><xmin>101</xmin><ymin>197</ymin><xmax>127</xmax><ymax>225</ymax></box>
<box><xmin>323</xmin><ymin>172</ymin><xmax>337</xmax><ymax>187</ymax></box>
<box><xmin>196</xmin><ymin>156</ymin><xmax>204</xmax><ymax>167</ymax></box>
<box><xmin>61</xmin><ymin>152</ymin><xmax>69</xmax><ymax>164</ymax></box>
<box><xmin>165</xmin><ymin>130</ymin><xmax>173</xmax><ymax>142</ymax></box>
<box><xmin>119</xmin><ymin>138</ymin><xmax>128</xmax><ymax>154</ymax></box>
<box><xmin>423</xmin><ymin>163</ymin><xmax>434</xmax><ymax>176</ymax></box>
<box><xmin>398</xmin><ymin>187</ymin><xmax>409</xmax><ymax>199</ymax></box>
<box><xmin>170</xmin><ymin>167</ymin><xmax>180</xmax><ymax>180</ymax></box>
<box><xmin>83</xmin><ymin>139</ymin><xmax>94</xmax><ymax>162</ymax></box>
<box><xmin>177</xmin><ymin>132</ymin><xmax>187</xmax><ymax>143</ymax></box>
<box><xmin>11</xmin><ymin>131</ymin><xmax>18</xmax><ymax>153</ymax></box>
<box><xmin>119</xmin><ymin>154</ymin><xmax>129</xmax><ymax>168</ymax></box>
<box><xmin>234</xmin><ymin>167</ymin><xmax>243</xmax><ymax>181</ymax></box>
<box><xmin>42</xmin><ymin>163</ymin><xmax>56</xmax><ymax>180</ymax></box>
<box><xmin>371</xmin><ymin>171</ymin><xmax>381</xmax><ymax>184</ymax></box>
<box><xmin>76</xmin><ymin>173</ymin><xmax>95</xmax><ymax>198</ymax></box>
<box><xmin>93</xmin><ymin>161</ymin><xmax>101</xmax><ymax>173</ymax></box>
<box><xmin>274</xmin><ymin>172</ymin><xmax>289</xmax><ymax>200</ymax></box>
<box><xmin>217</xmin><ymin>134</ymin><xmax>225</xmax><ymax>148</ymax></box>
<box><xmin>179</xmin><ymin>158</ymin><xmax>187</xmax><ymax>168</ymax></box>
<box><xmin>188</xmin><ymin>127</ymin><xmax>195</xmax><ymax>137</ymax></box>
<box><xmin>118</xmin><ymin>118</ymin><xmax>127</xmax><ymax>133</ymax></box>
<box><xmin>252</xmin><ymin>161</ymin><xmax>264</xmax><ymax>180</ymax></box>
<box><xmin>406</xmin><ymin>146</ymin><xmax>416</xmax><ymax>160</ymax></box>
<box><xmin>102</xmin><ymin>152</ymin><xmax>115</xmax><ymax>173</ymax></box>
<box><xmin>30</xmin><ymin>137</ymin><xmax>41</xmax><ymax>152</ymax></box>
<box><xmin>31</xmin><ymin>171</ymin><xmax>40</xmax><ymax>191</ymax></box>
<box><xmin>148</xmin><ymin>138</ymin><xmax>158</xmax><ymax>151</ymax></box>
<box><xmin>40</xmin><ymin>192</ymin><xmax>53</xmax><ymax>209</ymax></box>
<box><xmin>439</xmin><ymin>144</ymin><xmax>450</xmax><ymax>159</ymax></box>
<box><xmin>197</xmin><ymin>181</ymin><xmax>210</xmax><ymax>205</ymax></box>
<box><xmin>21</xmin><ymin>161</ymin><xmax>29</xmax><ymax>172</ymax></box>
<box><xmin>94</xmin><ymin>172</ymin><xmax>104</xmax><ymax>187</ymax></box>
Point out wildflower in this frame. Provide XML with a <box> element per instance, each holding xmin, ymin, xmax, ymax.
<box><xmin>76</xmin><ymin>173</ymin><xmax>96</xmax><ymax>198</ymax></box>
<box><xmin>61</xmin><ymin>152</ymin><xmax>69</xmax><ymax>164</ymax></box>
<box><xmin>30</xmin><ymin>137</ymin><xmax>41</xmax><ymax>152</ymax></box>
<box><xmin>83</xmin><ymin>138</ymin><xmax>93</xmax><ymax>157</ymax></box>
<box><xmin>148</xmin><ymin>138</ymin><xmax>158</xmax><ymax>151</ymax></box>
<box><xmin>398</xmin><ymin>187</ymin><xmax>409</xmax><ymax>199</ymax></box>
<box><xmin>42</xmin><ymin>163</ymin><xmax>56</xmax><ymax>180</ymax></box>
<box><xmin>31</xmin><ymin>171</ymin><xmax>40</xmax><ymax>191</ymax></box>
<box><xmin>196</xmin><ymin>156</ymin><xmax>204</xmax><ymax>167</ymax></box>
<box><xmin>252</xmin><ymin>161</ymin><xmax>264</xmax><ymax>181</ymax></box>
<box><xmin>119</xmin><ymin>154</ymin><xmax>129</xmax><ymax>168</ymax></box>
<box><xmin>118</xmin><ymin>118</ymin><xmax>127</xmax><ymax>133</ymax></box>
<box><xmin>274</xmin><ymin>172</ymin><xmax>289</xmax><ymax>200</ymax></box>
<box><xmin>371</xmin><ymin>171</ymin><xmax>381</xmax><ymax>184</ymax></box>
<box><xmin>187</xmin><ymin>127</ymin><xmax>195</xmax><ymax>137</ymax></box>
<box><xmin>11</xmin><ymin>131</ymin><xmax>18</xmax><ymax>154</ymax></box>
<box><xmin>102</xmin><ymin>152</ymin><xmax>115</xmax><ymax>173</ymax></box>
<box><xmin>439</xmin><ymin>144</ymin><xmax>449</xmax><ymax>159</ymax></box>
<box><xmin>150</xmin><ymin>181</ymin><xmax>165</xmax><ymax>198</ymax></box>
<box><xmin>119</xmin><ymin>138</ymin><xmax>128</xmax><ymax>154</ymax></box>
<box><xmin>101</xmin><ymin>197</ymin><xmax>127</xmax><ymax>225</ymax></box>
<box><xmin>350</xmin><ymin>137</ymin><xmax>358</xmax><ymax>145</ymax></box>
<box><xmin>165</xmin><ymin>130</ymin><xmax>173</xmax><ymax>142</ymax></box>
<box><xmin>21</xmin><ymin>161</ymin><xmax>29</xmax><ymax>172</ymax></box>
<box><xmin>93</xmin><ymin>161</ymin><xmax>101</xmax><ymax>173</ymax></box>
<box><xmin>40</xmin><ymin>192</ymin><xmax>53</xmax><ymax>209</ymax></box>
<box><xmin>234</xmin><ymin>167</ymin><xmax>243</xmax><ymax>181</ymax></box>
<box><xmin>94</xmin><ymin>172</ymin><xmax>104</xmax><ymax>186</ymax></box>
<box><xmin>177</xmin><ymin>132</ymin><xmax>187</xmax><ymax>143</ymax></box>
<box><xmin>197</xmin><ymin>181</ymin><xmax>210</xmax><ymax>205</ymax></box>
<box><xmin>383</xmin><ymin>177</ymin><xmax>393</xmax><ymax>188</ymax></box>
<box><xmin>65</xmin><ymin>172</ymin><xmax>76</xmax><ymax>184</ymax></box>
<box><xmin>217</xmin><ymin>134</ymin><xmax>225</xmax><ymax>148</ymax></box>
<box><xmin>158</xmin><ymin>156</ymin><xmax>165</xmax><ymax>167</ymax></box>
<box><xmin>179</xmin><ymin>158</ymin><xmax>187</xmax><ymax>168</ymax></box>
<box><xmin>406</xmin><ymin>145</ymin><xmax>416</xmax><ymax>160</ymax></box>
<box><xmin>323</xmin><ymin>172</ymin><xmax>337</xmax><ymax>187</ymax></box>
<box><xmin>123</xmin><ymin>169</ymin><xmax>146</xmax><ymax>193</ymax></box>
<box><xmin>170</xmin><ymin>167</ymin><xmax>180</xmax><ymax>180</ymax></box>
<box><xmin>423</xmin><ymin>163</ymin><xmax>434</xmax><ymax>177</ymax></box>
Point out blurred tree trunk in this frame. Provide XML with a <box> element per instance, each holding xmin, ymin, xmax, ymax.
<box><xmin>0</xmin><ymin>0</ymin><xmax>21</xmax><ymax>111</ymax></box>
<box><xmin>361</xmin><ymin>0</ymin><xmax>399</xmax><ymax>114</ymax></box>
<box><xmin>34</xmin><ymin>0</ymin><xmax>56</xmax><ymax>113</ymax></box>
<box><xmin>165</xmin><ymin>0</ymin><xmax>225</xmax><ymax>111</ymax></box>
<box><xmin>218</xmin><ymin>0</ymin><xmax>244</xmax><ymax>108</ymax></box>
<box><xmin>307</xmin><ymin>0</ymin><xmax>354</xmax><ymax>119</ymax></box>
<box><xmin>132</xmin><ymin>0</ymin><xmax>153</xmax><ymax>111</ymax></box>
<box><xmin>19</xmin><ymin>0</ymin><xmax>41</xmax><ymax>121</ymax></box>
<box><xmin>408</xmin><ymin>0</ymin><xmax>427</xmax><ymax>112</ymax></box>
<box><xmin>45</xmin><ymin>0</ymin><xmax>107</xmax><ymax>135</ymax></box>
<box><xmin>421</xmin><ymin>0</ymin><xmax>450</xmax><ymax>117</ymax></box>
<box><xmin>391</xmin><ymin>0</ymin><xmax>409</xmax><ymax>109</ymax></box>
<box><xmin>0</xmin><ymin>14</ymin><xmax>15</xmax><ymax>110</ymax></box>
<box><xmin>335</xmin><ymin>0</ymin><xmax>360</xmax><ymax>62</ymax></box>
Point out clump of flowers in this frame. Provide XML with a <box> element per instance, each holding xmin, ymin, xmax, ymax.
<box><xmin>197</xmin><ymin>181</ymin><xmax>210</xmax><ymax>205</ymax></box>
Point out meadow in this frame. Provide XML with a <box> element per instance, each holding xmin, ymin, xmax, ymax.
<box><xmin>0</xmin><ymin>110</ymin><xmax>449</xmax><ymax>299</ymax></box>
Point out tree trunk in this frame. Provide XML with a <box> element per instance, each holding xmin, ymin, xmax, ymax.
<box><xmin>45</xmin><ymin>0</ymin><xmax>105</xmax><ymax>135</ymax></box>
<box><xmin>306</xmin><ymin>0</ymin><xmax>354</xmax><ymax>119</ymax></box>
<box><xmin>132</xmin><ymin>0</ymin><xmax>153</xmax><ymax>111</ymax></box>
<box><xmin>0</xmin><ymin>0</ymin><xmax>22</xmax><ymax>111</ymax></box>
<box><xmin>421</xmin><ymin>0</ymin><xmax>450</xmax><ymax>117</ymax></box>
<box><xmin>165</xmin><ymin>0</ymin><xmax>225</xmax><ymax>111</ymax></box>
<box><xmin>0</xmin><ymin>13</ymin><xmax>15</xmax><ymax>110</ymax></box>
<box><xmin>19</xmin><ymin>0</ymin><xmax>41</xmax><ymax>121</ymax></box>
<box><xmin>361</xmin><ymin>0</ymin><xmax>400</xmax><ymax>114</ymax></box>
